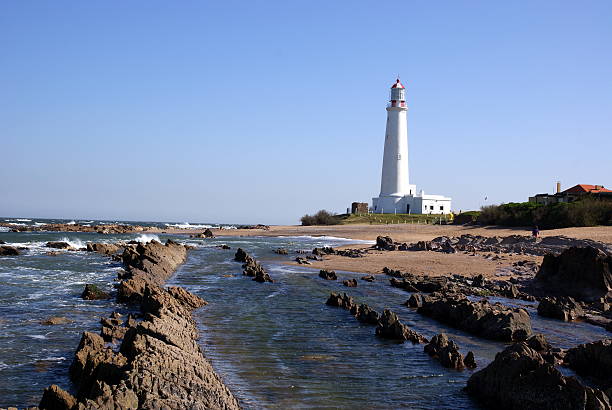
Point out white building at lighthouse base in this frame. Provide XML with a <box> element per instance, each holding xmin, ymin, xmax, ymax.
<box><xmin>372</xmin><ymin>189</ymin><xmax>451</xmax><ymax>215</ymax></box>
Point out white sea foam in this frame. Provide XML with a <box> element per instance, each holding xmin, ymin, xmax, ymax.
<box><xmin>60</xmin><ymin>237</ymin><xmax>86</xmax><ymax>249</ymax></box>
<box><xmin>165</xmin><ymin>222</ymin><xmax>214</xmax><ymax>229</ymax></box>
<box><xmin>28</xmin><ymin>334</ymin><xmax>47</xmax><ymax>340</ymax></box>
<box><xmin>66</xmin><ymin>220</ymin><xmax>77</xmax><ymax>225</ymax></box>
<box><xmin>79</xmin><ymin>220</ymin><xmax>94</xmax><ymax>224</ymax></box>
<box><xmin>135</xmin><ymin>234</ymin><xmax>160</xmax><ymax>243</ymax></box>
<box><xmin>16</xmin><ymin>218</ymin><xmax>32</xmax><ymax>222</ymax></box>
<box><xmin>0</xmin><ymin>227</ymin><xmax>9</xmax><ymax>232</ymax></box>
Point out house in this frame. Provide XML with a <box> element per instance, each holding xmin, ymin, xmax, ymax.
<box><xmin>529</xmin><ymin>184</ymin><xmax>612</xmax><ymax>205</ymax></box>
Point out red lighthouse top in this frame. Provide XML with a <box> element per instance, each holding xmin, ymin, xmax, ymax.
<box><xmin>391</xmin><ymin>78</ymin><xmax>405</xmax><ymax>89</ymax></box>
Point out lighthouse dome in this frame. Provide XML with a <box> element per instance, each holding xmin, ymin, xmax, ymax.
<box><xmin>391</xmin><ymin>79</ymin><xmax>405</xmax><ymax>89</ymax></box>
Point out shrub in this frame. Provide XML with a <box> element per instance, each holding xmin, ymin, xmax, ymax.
<box><xmin>300</xmin><ymin>210</ymin><xmax>340</xmax><ymax>226</ymax></box>
<box><xmin>478</xmin><ymin>198</ymin><xmax>612</xmax><ymax>229</ymax></box>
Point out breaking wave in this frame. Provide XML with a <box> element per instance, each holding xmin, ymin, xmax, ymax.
<box><xmin>135</xmin><ymin>234</ymin><xmax>160</xmax><ymax>243</ymax></box>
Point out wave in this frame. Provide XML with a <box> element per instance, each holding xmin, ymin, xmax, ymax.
<box><xmin>59</xmin><ymin>237</ymin><xmax>86</xmax><ymax>249</ymax></box>
<box><xmin>135</xmin><ymin>234</ymin><xmax>160</xmax><ymax>243</ymax></box>
<box><xmin>0</xmin><ymin>227</ymin><xmax>9</xmax><ymax>232</ymax></box>
<box><xmin>165</xmin><ymin>222</ymin><xmax>215</xmax><ymax>229</ymax></box>
<box><xmin>66</xmin><ymin>220</ymin><xmax>77</xmax><ymax>225</ymax></box>
<box><xmin>16</xmin><ymin>218</ymin><xmax>32</xmax><ymax>222</ymax></box>
<box><xmin>79</xmin><ymin>220</ymin><xmax>94</xmax><ymax>224</ymax></box>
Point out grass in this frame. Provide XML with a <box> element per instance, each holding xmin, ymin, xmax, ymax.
<box><xmin>337</xmin><ymin>213</ymin><xmax>452</xmax><ymax>225</ymax></box>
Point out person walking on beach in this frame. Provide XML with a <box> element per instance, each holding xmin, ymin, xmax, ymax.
<box><xmin>532</xmin><ymin>225</ymin><xmax>540</xmax><ymax>240</ymax></box>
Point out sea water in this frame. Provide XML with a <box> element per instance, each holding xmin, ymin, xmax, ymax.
<box><xmin>0</xmin><ymin>230</ymin><xmax>609</xmax><ymax>408</ymax></box>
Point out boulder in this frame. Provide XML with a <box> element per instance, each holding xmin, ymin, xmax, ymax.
<box><xmin>535</xmin><ymin>246</ymin><xmax>612</xmax><ymax>301</ymax></box>
<box><xmin>343</xmin><ymin>278</ymin><xmax>358</xmax><ymax>287</ymax></box>
<box><xmin>466</xmin><ymin>342</ymin><xmax>610</xmax><ymax>410</ymax></box>
<box><xmin>417</xmin><ymin>295</ymin><xmax>532</xmax><ymax>342</ymax></box>
<box><xmin>326</xmin><ymin>292</ymin><xmax>355</xmax><ymax>310</ymax></box>
<box><xmin>0</xmin><ymin>245</ymin><xmax>20</xmax><ymax>256</ymax></box>
<box><xmin>361</xmin><ymin>275</ymin><xmax>376</xmax><ymax>282</ymax></box>
<box><xmin>234</xmin><ymin>248</ymin><xmax>248</xmax><ymax>262</ymax></box>
<box><xmin>350</xmin><ymin>303</ymin><xmax>380</xmax><ymax>325</ymax></box>
<box><xmin>406</xmin><ymin>293</ymin><xmax>427</xmax><ymax>308</ymax></box>
<box><xmin>537</xmin><ymin>297</ymin><xmax>584</xmax><ymax>321</ymax></box>
<box><xmin>46</xmin><ymin>241</ymin><xmax>71</xmax><ymax>249</ymax></box>
<box><xmin>39</xmin><ymin>384</ymin><xmax>77</xmax><ymax>410</ymax></box>
<box><xmin>204</xmin><ymin>228</ymin><xmax>215</xmax><ymax>238</ymax></box>
<box><xmin>319</xmin><ymin>270</ymin><xmax>337</xmax><ymax>280</ymax></box>
<box><xmin>86</xmin><ymin>243</ymin><xmax>121</xmax><ymax>255</ymax></box>
<box><xmin>253</xmin><ymin>269</ymin><xmax>273</xmax><ymax>283</ymax></box>
<box><xmin>375</xmin><ymin>236</ymin><xmax>396</xmax><ymax>251</ymax></box>
<box><xmin>81</xmin><ymin>284</ymin><xmax>111</xmax><ymax>300</ymax></box>
<box><xmin>375</xmin><ymin>309</ymin><xmax>428</xmax><ymax>344</ymax></box>
<box><xmin>273</xmin><ymin>248</ymin><xmax>288</xmax><ymax>255</ymax></box>
<box><xmin>424</xmin><ymin>333</ymin><xmax>475</xmax><ymax>370</ymax></box>
<box><xmin>40</xmin><ymin>316</ymin><xmax>71</xmax><ymax>325</ymax></box>
<box><xmin>564</xmin><ymin>339</ymin><xmax>612</xmax><ymax>389</ymax></box>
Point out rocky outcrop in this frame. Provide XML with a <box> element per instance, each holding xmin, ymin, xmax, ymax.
<box><xmin>86</xmin><ymin>243</ymin><xmax>121</xmax><ymax>255</ymax></box>
<box><xmin>41</xmin><ymin>316</ymin><xmax>72</xmax><ymax>325</ymax></box>
<box><xmin>535</xmin><ymin>246</ymin><xmax>612</xmax><ymax>302</ymax></box>
<box><xmin>537</xmin><ymin>296</ymin><xmax>585</xmax><ymax>321</ymax></box>
<box><xmin>38</xmin><ymin>239</ymin><xmax>240</xmax><ymax>409</ymax></box>
<box><xmin>466</xmin><ymin>341</ymin><xmax>611</xmax><ymax>410</ymax></box>
<box><xmin>416</xmin><ymin>294</ymin><xmax>532</xmax><ymax>342</ymax></box>
<box><xmin>375</xmin><ymin>309</ymin><xmax>428</xmax><ymax>344</ymax></box>
<box><xmin>361</xmin><ymin>275</ymin><xmax>375</xmax><ymax>282</ymax></box>
<box><xmin>424</xmin><ymin>333</ymin><xmax>476</xmax><ymax>370</ymax></box>
<box><xmin>350</xmin><ymin>303</ymin><xmax>380</xmax><ymax>325</ymax></box>
<box><xmin>319</xmin><ymin>270</ymin><xmax>337</xmax><ymax>280</ymax></box>
<box><xmin>204</xmin><ymin>228</ymin><xmax>215</xmax><ymax>238</ymax></box>
<box><xmin>39</xmin><ymin>384</ymin><xmax>77</xmax><ymax>409</ymax></box>
<box><xmin>236</xmin><ymin>248</ymin><xmax>273</xmax><ymax>283</ymax></box>
<box><xmin>81</xmin><ymin>284</ymin><xmax>111</xmax><ymax>300</ymax></box>
<box><xmin>273</xmin><ymin>248</ymin><xmax>288</xmax><ymax>255</ymax></box>
<box><xmin>390</xmin><ymin>276</ymin><xmax>447</xmax><ymax>293</ymax></box>
<box><xmin>565</xmin><ymin>339</ymin><xmax>612</xmax><ymax>392</ymax></box>
<box><xmin>343</xmin><ymin>278</ymin><xmax>358</xmax><ymax>287</ymax></box>
<box><xmin>46</xmin><ymin>241</ymin><xmax>71</xmax><ymax>249</ymax></box>
<box><xmin>0</xmin><ymin>245</ymin><xmax>20</xmax><ymax>255</ymax></box>
<box><xmin>326</xmin><ymin>292</ymin><xmax>355</xmax><ymax>310</ymax></box>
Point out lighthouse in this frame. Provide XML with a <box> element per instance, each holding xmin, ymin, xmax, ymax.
<box><xmin>372</xmin><ymin>79</ymin><xmax>451</xmax><ymax>214</ymax></box>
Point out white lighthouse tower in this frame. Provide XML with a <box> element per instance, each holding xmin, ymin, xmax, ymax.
<box><xmin>372</xmin><ymin>79</ymin><xmax>451</xmax><ymax>214</ymax></box>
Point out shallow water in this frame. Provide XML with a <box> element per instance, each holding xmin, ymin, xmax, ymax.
<box><xmin>1</xmin><ymin>231</ymin><xmax>609</xmax><ymax>408</ymax></box>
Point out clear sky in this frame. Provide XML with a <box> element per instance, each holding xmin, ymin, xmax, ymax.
<box><xmin>1</xmin><ymin>1</ymin><xmax>611</xmax><ymax>224</ymax></box>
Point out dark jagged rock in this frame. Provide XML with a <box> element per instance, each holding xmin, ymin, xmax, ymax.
<box><xmin>81</xmin><ymin>284</ymin><xmax>111</xmax><ymax>300</ymax></box>
<box><xmin>295</xmin><ymin>256</ymin><xmax>311</xmax><ymax>265</ymax></box>
<box><xmin>537</xmin><ymin>296</ymin><xmax>585</xmax><ymax>321</ymax></box>
<box><xmin>326</xmin><ymin>292</ymin><xmax>355</xmax><ymax>310</ymax></box>
<box><xmin>406</xmin><ymin>293</ymin><xmax>429</xmax><ymax>308</ymax></box>
<box><xmin>39</xmin><ymin>384</ymin><xmax>77</xmax><ymax>409</ymax></box>
<box><xmin>535</xmin><ymin>246</ymin><xmax>612</xmax><ymax>302</ymax></box>
<box><xmin>464</xmin><ymin>351</ymin><xmax>477</xmax><ymax>369</ymax></box>
<box><xmin>219</xmin><ymin>244</ymin><xmax>231</xmax><ymax>250</ymax></box>
<box><xmin>565</xmin><ymin>339</ymin><xmax>612</xmax><ymax>391</ymax></box>
<box><xmin>41</xmin><ymin>316</ymin><xmax>71</xmax><ymax>325</ymax></box>
<box><xmin>466</xmin><ymin>342</ymin><xmax>611</xmax><ymax>410</ymax></box>
<box><xmin>350</xmin><ymin>303</ymin><xmax>380</xmax><ymax>325</ymax></box>
<box><xmin>361</xmin><ymin>275</ymin><xmax>375</xmax><ymax>282</ymax></box>
<box><xmin>472</xmin><ymin>274</ymin><xmax>486</xmax><ymax>288</ymax></box>
<box><xmin>375</xmin><ymin>309</ymin><xmax>428</xmax><ymax>344</ymax></box>
<box><xmin>234</xmin><ymin>248</ymin><xmax>248</xmax><ymax>262</ymax></box>
<box><xmin>204</xmin><ymin>228</ymin><xmax>215</xmax><ymax>238</ymax></box>
<box><xmin>424</xmin><ymin>333</ymin><xmax>475</xmax><ymax>370</ymax></box>
<box><xmin>382</xmin><ymin>266</ymin><xmax>406</xmax><ymax>278</ymax></box>
<box><xmin>390</xmin><ymin>276</ymin><xmax>447</xmax><ymax>293</ymax></box>
<box><xmin>0</xmin><ymin>245</ymin><xmax>20</xmax><ymax>255</ymax></box>
<box><xmin>417</xmin><ymin>295</ymin><xmax>532</xmax><ymax>342</ymax></box>
<box><xmin>253</xmin><ymin>269</ymin><xmax>273</xmax><ymax>283</ymax></box>
<box><xmin>375</xmin><ymin>236</ymin><xmax>396</xmax><ymax>251</ymax></box>
<box><xmin>319</xmin><ymin>270</ymin><xmax>337</xmax><ymax>280</ymax></box>
<box><xmin>343</xmin><ymin>278</ymin><xmax>358</xmax><ymax>287</ymax></box>
<box><xmin>313</xmin><ymin>247</ymin><xmax>335</xmax><ymax>256</ymax></box>
<box><xmin>273</xmin><ymin>248</ymin><xmax>288</xmax><ymax>255</ymax></box>
<box><xmin>46</xmin><ymin>241</ymin><xmax>71</xmax><ymax>249</ymax></box>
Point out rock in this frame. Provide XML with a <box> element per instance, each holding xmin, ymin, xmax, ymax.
<box><xmin>81</xmin><ymin>284</ymin><xmax>111</xmax><ymax>300</ymax></box>
<box><xmin>39</xmin><ymin>384</ymin><xmax>77</xmax><ymax>410</ymax></box>
<box><xmin>0</xmin><ymin>245</ymin><xmax>19</xmax><ymax>256</ymax></box>
<box><xmin>361</xmin><ymin>275</ymin><xmax>375</xmax><ymax>282</ymax></box>
<box><xmin>295</xmin><ymin>256</ymin><xmax>311</xmax><ymax>264</ymax></box>
<box><xmin>234</xmin><ymin>248</ymin><xmax>248</xmax><ymax>262</ymax></box>
<box><xmin>417</xmin><ymin>295</ymin><xmax>532</xmax><ymax>342</ymax></box>
<box><xmin>41</xmin><ymin>316</ymin><xmax>71</xmax><ymax>325</ymax></box>
<box><xmin>0</xmin><ymin>240</ymin><xmax>4</xmax><ymax>244</ymax></box>
<box><xmin>86</xmin><ymin>243</ymin><xmax>121</xmax><ymax>255</ymax></box>
<box><xmin>220</xmin><ymin>244</ymin><xmax>231</xmax><ymax>250</ymax></box>
<box><xmin>472</xmin><ymin>274</ymin><xmax>486</xmax><ymax>287</ymax></box>
<box><xmin>466</xmin><ymin>342</ymin><xmax>611</xmax><ymax>410</ymax></box>
<box><xmin>464</xmin><ymin>351</ymin><xmax>477</xmax><ymax>369</ymax></box>
<box><xmin>351</xmin><ymin>303</ymin><xmax>380</xmax><ymax>325</ymax></box>
<box><xmin>319</xmin><ymin>270</ymin><xmax>337</xmax><ymax>280</ymax></box>
<box><xmin>565</xmin><ymin>339</ymin><xmax>612</xmax><ymax>389</ymax></box>
<box><xmin>406</xmin><ymin>293</ymin><xmax>426</xmax><ymax>308</ymax></box>
<box><xmin>253</xmin><ymin>269</ymin><xmax>273</xmax><ymax>283</ymax></box>
<box><xmin>526</xmin><ymin>333</ymin><xmax>552</xmax><ymax>353</ymax></box>
<box><xmin>204</xmin><ymin>228</ymin><xmax>215</xmax><ymax>238</ymax></box>
<box><xmin>273</xmin><ymin>248</ymin><xmax>288</xmax><ymax>255</ymax></box>
<box><xmin>375</xmin><ymin>309</ymin><xmax>428</xmax><ymax>344</ymax></box>
<box><xmin>313</xmin><ymin>247</ymin><xmax>335</xmax><ymax>256</ymax></box>
<box><xmin>343</xmin><ymin>278</ymin><xmax>358</xmax><ymax>287</ymax></box>
<box><xmin>390</xmin><ymin>276</ymin><xmax>447</xmax><ymax>293</ymax></box>
<box><xmin>535</xmin><ymin>246</ymin><xmax>612</xmax><ymax>302</ymax></box>
<box><xmin>167</xmin><ymin>286</ymin><xmax>207</xmax><ymax>309</ymax></box>
<box><xmin>375</xmin><ymin>236</ymin><xmax>396</xmax><ymax>251</ymax></box>
<box><xmin>424</xmin><ymin>333</ymin><xmax>473</xmax><ymax>370</ymax></box>
<box><xmin>46</xmin><ymin>241</ymin><xmax>71</xmax><ymax>249</ymax></box>
<box><xmin>537</xmin><ymin>297</ymin><xmax>585</xmax><ymax>321</ymax></box>
<box><xmin>326</xmin><ymin>292</ymin><xmax>355</xmax><ymax>310</ymax></box>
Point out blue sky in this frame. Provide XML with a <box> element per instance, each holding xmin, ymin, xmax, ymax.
<box><xmin>1</xmin><ymin>1</ymin><xmax>611</xmax><ymax>224</ymax></box>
